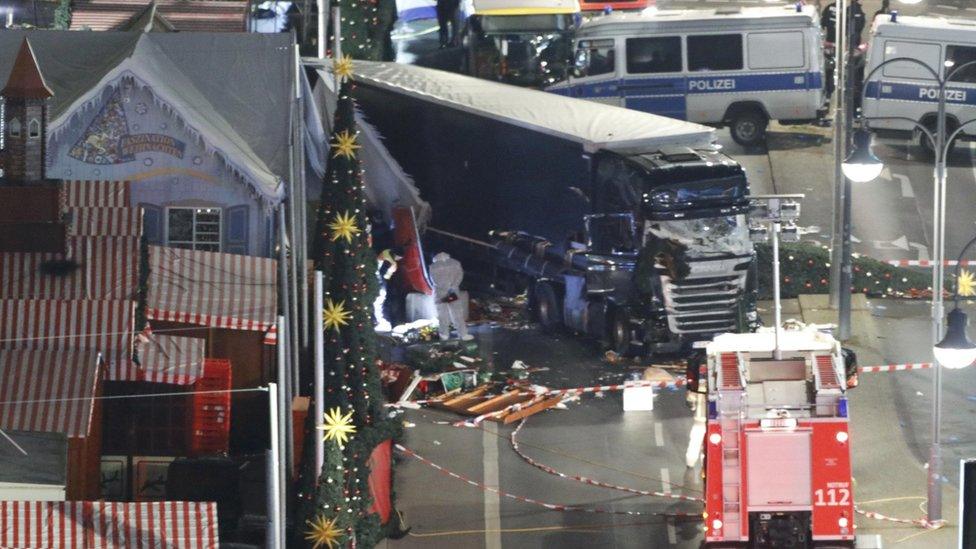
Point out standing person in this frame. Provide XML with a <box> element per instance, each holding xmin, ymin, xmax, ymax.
<box><xmin>436</xmin><ymin>0</ymin><xmax>460</xmax><ymax>48</ymax></box>
<box><xmin>429</xmin><ymin>252</ymin><xmax>471</xmax><ymax>340</ymax></box>
<box><xmin>873</xmin><ymin>0</ymin><xmax>890</xmax><ymax>21</ymax></box>
<box><xmin>821</xmin><ymin>0</ymin><xmax>866</xmax><ymax>49</ymax></box>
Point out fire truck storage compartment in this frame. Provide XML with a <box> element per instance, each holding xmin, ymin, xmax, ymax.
<box><xmin>746</xmin><ymin>430</ymin><xmax>811</xmax><ymax>509</ymax></box>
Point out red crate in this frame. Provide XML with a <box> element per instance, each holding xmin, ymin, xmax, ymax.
<box><xmin>188</xmin><ymin>359</ymin><xmax>232</xmax><ymax>456</ymax></box>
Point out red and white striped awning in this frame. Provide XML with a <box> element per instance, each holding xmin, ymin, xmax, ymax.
<box><xmin>66</xmin><ymin>207</ymin><xmax>142</xmax><ymax>237</ymax></box>
<box><xmin>0</xmin><ymin>237</ymin><xmax>140</xmax><ymax>300</ymax></box>
<box><xmin>0</xmin><ymin>500</ymin><xmax>218</xmax><ymax>548</ymax></box>
<box><xmin>0</xmin><ymin>300</ymin><xmax>134</xmax><ymax>363</ymax></box>
<box><xmin>0</xmin><ymin>350</ymin><xmax>101</xmax><ymax>439</ymax></box>
<box><xmin>109</xmin><ymin>334</ymin><xmax>206</xmax><ymax>385</ymax></box>
<box><xmin>61</xmin><ymin>180</ymin><xmax>131</xmax><ymax>208</ymax></box>
<box><xmin>147</xmin><ymin>245</ymin><xmax>277</xmax><ymax>337</ymax></box>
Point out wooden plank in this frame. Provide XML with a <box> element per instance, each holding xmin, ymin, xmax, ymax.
<box><xmin>499</xmin><ymin>395</ymin><xmax>564</xmax><ymax>424</ymax></box>
<box><xmin>468</xmin><ymin>390</ymin><xmax>533</xmax><ymax>414</ymax></box>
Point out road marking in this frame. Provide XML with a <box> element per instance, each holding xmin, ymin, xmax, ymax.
<box><xmin>483</xmin><ymin>422</ymin><xmax>502</xmax><ymax>549</ymax></box>
<box><xmin>661</xmin><ymin>467</ymin><xmax>677</xmax><ymax>544</ymax></box>
<box><xmin>873</xmin><ymin>235</ymin><xmax>910</xmax><ymax>251</ymax></box>
<box><xmin>655</xmin><ymin>422</ymin><xmax>665</xmax><ymax>447</ymax></box>
<box><xmin>910</xmin><ymin>242</ymin><xmax>930</xmax><ymax>261</ymax></box>
<box><xmin>967</xmin><ymin>6</ymin><xmax>976</xmax><ymax>11</ymax></box>
<box><xmin>891</xmin><ymin>172</ymin><xmax>915</xmax><ymax>198</ymax></box>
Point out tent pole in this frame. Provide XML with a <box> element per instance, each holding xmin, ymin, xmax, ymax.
<box><xmin>267</xmin><ymin>383</ymin><xmax>283</xmax><ymax>549</ymax></box>
<box><xmin>277</xmin><ymin>212</ymin><xmax>295</xmax><ymax>479</ymax></box>
<box><xmin>313</xmin><ymin>271</ymin><xmax>325</xmax><ymax>478</ymax></box>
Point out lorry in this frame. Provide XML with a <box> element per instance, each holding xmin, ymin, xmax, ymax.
<box><xmin>862</xmin><ymin>13</ymin><xmax>976</xmax><ymax>155</ymax></box>
<box><xmin>457</xmin><ymin>0</ymin><xmax>578</xmax><ymax>87</ymax></box>
<box><xmin>352</xmin><ymin>61</ymin><xmax>757</xmax><ymax>355</ymax></box>
<box><xmin>547</xmin><ymin>5</ymin><xmax>827</xmax><ymax>146</ymax></box>
<box><xmin>702</xmin><ymin>327</ymin><xmax>855</xmax><ymax>547</ymax></box>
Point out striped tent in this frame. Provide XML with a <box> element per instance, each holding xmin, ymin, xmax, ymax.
<box><xmin>110</xmin><ymin>334</ymin><xmax>206</xmax><ymax>385</ymax></box>
<box><xmin>147</xmin><ymin>245</ymin><xmax>277</xmax><ymax>338</ymax></box>
<box><xmin>65</xmin><ymin>207</ymin><xmax>142</xmax><ymax>237</ymax></box>
<box><xmin>0</xmin><ymin>350</ymin><xmax>101</xmax><ymax>438</ymax></box>
<box><xmin>0</xmin><ymin>500</ymin><xmax>218</xmax><ymax>548</ymax></box>
<box><xmin>61</xmin><ymin>181</ymin><xmax>130</xmax><ymax>208</ymax></box>
<box><xmin>0</xmin><ymin>300</ymin><xmax>134</xmax><ymax>364</ymax></box>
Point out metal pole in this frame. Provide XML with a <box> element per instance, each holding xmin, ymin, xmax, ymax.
<box><xmin>317</xmin><ymin>0</ymin><xmax>328</xmax><ymax>58</ymax></box>
<box><xmin>296</xmin><ymin>46</ymin><xmax>310</xmax><ymax>359</ymax></box>
<box><xmin>830</xmin><ymin>0</ymin><xmax>849</xmax><ymax>320</ymax></box>
<box><xmin>772</xmin><ymin>221</ymin><xmax>783</xmax><ymax>360</ymax></box>
<box><xmin>332</xmin><ymin>7</ymin><xmax>342</xmax><ymax>59</ymax></box>
<box><xmin>276</xmin><ymin>317</ymin><xmax>290</xmax><ymax>543</ymax></box>
<box><xmin>313</xmin><ymin>271</ymin><xmax>325</xmax><ymax>479</ymax></box>
<box><xmin>277</xmin><ymin>215</ymin><xmax>295</xmax><ymax>479</ymax></box>
<box><xmin>267</xmin><ymin>383</ymin><xmax>282</xmax><ymax>549</ymax></box>
<box><xmin>928</xmin><ymin>79</ymin><xmax>949</xmax><ymax>525</ymax></box>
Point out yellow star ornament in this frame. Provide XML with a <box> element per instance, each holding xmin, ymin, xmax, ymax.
<box><xmin>323</xmin><ymin>298</ymin><xmax>352</xmax><ymax>331</ymax></box>
<box><xmin>328</xmin><ymin>210</ymin><xmax>361</xmax><ymax>244</ymax></box>
<box><xmin>318</xmin><ymin>406</ymin><xmax>357</xmax><ymax>448</ymax></box>
<box><xmin>959</xmin><ymin>269</ymin><xmax>976</xmax><ymax>297</ymax></box>
<box><xmin>305</xmin><ymin>514</ymin><xmax>344</xmax><ymax>549</ymax></box>
<box><xmin>331</xmin><ymin>129</ymin><xmax>360</xmax><ymax>160</ymax></box>
<box><xmin>332</xmin><ymin>54</ymin><xmax>354</xmax><ymax>82</ymax></box>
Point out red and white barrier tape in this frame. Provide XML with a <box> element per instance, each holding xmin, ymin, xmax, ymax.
<box><xmin>510</xmin><ymin>420</ymin><xmax>704</xmax><ymax>505</ymax></box>
<box><xmin>854</xmin><ymin>506</ymin><xmax>939</xmax><ymax>529</ymax></box>
<box><xmin>455</xmin><ymin>379</ymin><xmax>686</xmax><ymax>427</ymax></box>
<box><xmin>858</xmin><ymin>363</ymin><xmax>933</xmax><ymax>373</ymax></box>
<box><xmin>886</xmin><ymin>259</ymin><xmax>976</xmax><ymax>267</ymax></box>
<box><xmin>394</xmin><ymin>443</ymin><xmax>657</xmax><ymax>516</ymax></box>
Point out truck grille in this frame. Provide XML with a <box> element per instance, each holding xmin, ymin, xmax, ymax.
<box><xmin>660</xmin><ymin>258</ymin><xmax>751</xmax><ymax>336</ymax></box>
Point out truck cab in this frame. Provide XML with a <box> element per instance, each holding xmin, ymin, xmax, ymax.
<box><xmin>459</xmin><ymin>0</ymin><xmax>579</xmax><ymax>87</ymax></box>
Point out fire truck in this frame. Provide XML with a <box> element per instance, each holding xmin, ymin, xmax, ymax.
<box><xmin>702</xmin><ymin>327</ymin><xmax>855</xmax><ymax>548</ymax></box>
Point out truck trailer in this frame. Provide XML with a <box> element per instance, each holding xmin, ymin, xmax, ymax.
<box><xmin>352</xmin><ymin>61</ymin><xmax>758</xmax><ymax>354</ymax></box>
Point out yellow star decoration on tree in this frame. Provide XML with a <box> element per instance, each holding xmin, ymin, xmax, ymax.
<box><xmin>332</xmin><ymin>54</ymin><xmax>355</xmax><ymax>82</ymax></box>
<box><xmin>305</xmin><ymin>514</ymin><xmax>344</xmax><ymax>549</ymax></box>
<box><xmin>328</xmin><ymin>210</ymin><xmax>361</xmax><ymax>244</ymax></box>
<box><xmin>959</xmin><ymin>269</ymin><xmax>976</xmax><ymax>297</ymax></box>
<box><xmin>331</xmin><ymin>129</ymin><xmax>360</xmax><ymax>160</ymax></box>
<box><xmin>318</xmin><ymin>406</ymin><xmax>357</xmax><ymax>448</ymax></box>
<box><xmin>323</xmin><ymin>298</ymin><xmax>352</xmax><ymax>331</ymax></box>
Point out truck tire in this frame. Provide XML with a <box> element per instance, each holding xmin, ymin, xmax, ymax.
<box><xmin>609</xmin><ymin>309</ymin><xmax>633</xmax><ymax>357</ymax></box>
<box><xmin>532</xmin><ymin>282</ymin><xmax>561</xmax><ymax>332</ymax></box>
<box><xmin>918</xmin><ymin>119</ymin><xmax>958</xmax><ymax>159</ymax></box>
<box><xmin>729</xmin><ymin>109</ymin><xmax>768</xmax><ymax>147</ymax></box>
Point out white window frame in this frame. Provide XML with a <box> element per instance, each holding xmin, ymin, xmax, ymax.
<box><xmin>165</xmin><ymin>206</ymin><xmax>222</xmax><ymax>252</ymax></box>
<box><xmin>8</xmin><ymin>117</ymin><xmax>20</xmax><ymax>138</ymax></box>
<box><xmin>27</xmin><ymin>118</ymin><xmax>39</xmax><ymax>139</ymax></box>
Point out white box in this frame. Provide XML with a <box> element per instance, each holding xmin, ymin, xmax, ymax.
<box><xmin>622</xmin><ymin>386</ymin><xmax>655</xmax><ymax>411</ymax></box>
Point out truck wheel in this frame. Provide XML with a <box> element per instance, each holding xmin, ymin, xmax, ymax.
<box><xmin>918</xmin><ymin>121</ymin><xmax>958</xmax><ymax>159</ymax></box>
<box><xmin>532</xmin><ymin>282</ymin><xmax>561</xmax><ymax>332</ymax></box>
<box><xmin>729</xmin><ymin>110</ymin><xmax>768</xmax><ymax>147</ymax></box>
<box><xmin>609</xmin><ymin>310</ymin><xmax>632</xmax><ymax>357</ymax></box>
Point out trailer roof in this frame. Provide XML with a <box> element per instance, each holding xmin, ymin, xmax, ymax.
<box><xmin>472</xmin><ymin>0</ymin><xmax>580</xmax><ymax>15</ymax></box>
<box><xmin>352</xmin><ymin>61</ymin><xmax>715</xmax><ymax>153</ymax></box>
<box><xmin>707</xmin><ymin>329</ymin><xmax>836</xmax><ymax>354</ymax></box>
<box><xmin>578</xmin><ymin>4</ymin><xmax>818</xmax><ymax>36</ymax></box>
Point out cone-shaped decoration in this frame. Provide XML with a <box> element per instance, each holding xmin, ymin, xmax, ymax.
<box><xmin>2</xmin><ymin>39</ymin><xmax>53</xmax><ymax>99</ymax></box>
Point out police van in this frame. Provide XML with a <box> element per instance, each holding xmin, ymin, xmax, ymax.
<box><xmin>547</xmin><ymin>5</ymin><xmax>826</xmax><ymax>146</ymax></box>
<box><xmin>862</xmin><ymin>14</ymin><xmax>976</xmax><ymax>154</ymax></box>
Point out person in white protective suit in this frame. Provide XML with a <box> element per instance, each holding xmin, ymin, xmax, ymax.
<box><xmin>429</xmin><ymin>252</ymin><xmax>472</xmax><ymax>341</ymax></box>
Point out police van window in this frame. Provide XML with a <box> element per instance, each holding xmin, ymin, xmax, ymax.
<box><xmin>626</xmin><ymin>37</ymin><xmax>682</xmax><ymax>74</ymax></box>
<box><xmin>576</xmin><ymin>39</ymin><xmax>616</xmax><ymax>77</ymax></box>
<box><xmin>747</xmin><ymin>32</ymin><xmax>804</xmax><ymax>70</ymax></box>
<box><xmin>882</xmin><ymin>40</ymin><xmax>940</xmax><ymax>80</ymax></box>
<box><xmin>947</xmin><ymin>45</ymin><xmax>976</xmax><ymax>83</ymax></box>
<box><xmin>688</xmin><ymin>34</ymin><xmax>743</xmax><ymax>71</ymax></box>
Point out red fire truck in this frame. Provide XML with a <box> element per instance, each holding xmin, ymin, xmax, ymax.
<box><xmin>702</xmin><ymin>328</ymin><xmax>855</xmax><ymax>548</ymax></box>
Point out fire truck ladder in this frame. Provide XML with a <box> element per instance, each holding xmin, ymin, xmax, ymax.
<box><xmin>718</xmin><ymin>352</ymin><xmax>746</xmax><ymax>540</ymax></box>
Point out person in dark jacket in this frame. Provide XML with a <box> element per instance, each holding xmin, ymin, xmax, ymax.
<box><xmin>821</xmin><ymin>0</ymin><xmax>866</xmax><ymax>48</ymax></box>
<box><xmin>436</xmin><ymin>0</ymin><xmax>461</xmax><ymax>48</ymax></box>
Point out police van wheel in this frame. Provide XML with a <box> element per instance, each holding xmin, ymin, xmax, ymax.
<box><xmin>532</xmin><ymin>282</ymin><xmax>562</xmax><ymax>332</ymax></box>
<box><xmin>730</xmin><ymin>111</ymin><xmax>768</xmax><ymax>147</ymax></box>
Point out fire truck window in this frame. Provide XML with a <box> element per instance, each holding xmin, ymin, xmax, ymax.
<box><xmin>688</xmin><ymin>34</ymin><xmax>743</xmax><ymax>72</ymax></box>
<box><xmin>626</xmin><ymin>37</ymin><xmax>682</xmax><ymax>74</ymax></box>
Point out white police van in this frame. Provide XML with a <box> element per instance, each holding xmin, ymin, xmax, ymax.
<box><xmin>862</xmin><ymin>14</ymin><xmax>976</xmax><ymax>154</ymax></box>
<box><xmin>547</xmin><ymin>5</ymin><xmax>826</xmax><ymax>146</ymax></box>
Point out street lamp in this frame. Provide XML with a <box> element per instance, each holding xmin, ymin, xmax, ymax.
<box><xmin>851</xmin><ymin>55</ymin><xmax>976</xmax><ymax>524</ymax></box>
<box><xmin>841</xmin><ymin>129</ymin><xmax>884</xmax><ymax>183</ymax></box>
<box><xmin>933</xmin><ymin>234</ymin><xmax>976</xmax><ymax>369</ymax></box>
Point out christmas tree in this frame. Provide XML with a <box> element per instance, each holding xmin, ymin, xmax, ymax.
<box><xmin>300</xmin><ymin>55</ymin><xmax>399</xmax><ymax>548</ymax></box>
<box><xmin>330</xmin><ymin>0</ymin><xmax>397</xmax><ymax>61</ymax></box>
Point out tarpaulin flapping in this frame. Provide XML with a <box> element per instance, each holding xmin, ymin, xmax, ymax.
<box><xmin>112</xmin><ymin>333</ymin><xmax>206</xmax><ymax>385</ymax></box>
<box><xmin>0</xmin><ymin>350</ymin><xmax>101</xmax><ymax>439</ymax></box>
<box><xmin>147</xmin><ymin>245</ymin><xmax>277</xmax><ymax>333</ymax></box>
<box><xmin>0</xmin><ymin>500</ymin><xmax>219</xmax><ymax>548</ymax></box>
